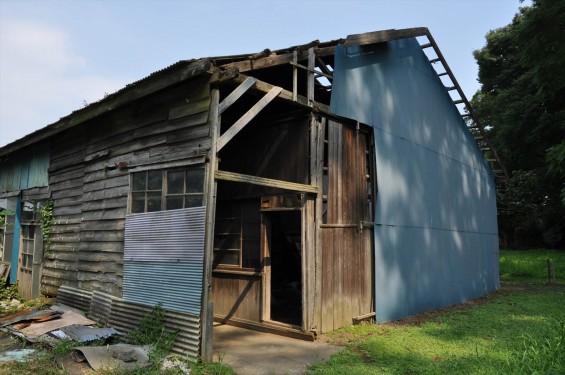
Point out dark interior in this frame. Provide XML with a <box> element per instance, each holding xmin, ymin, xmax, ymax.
<box><xmin>267</xmin><ymin>210</ymin><xmax>302</xmax><ymax>326</ymax></box>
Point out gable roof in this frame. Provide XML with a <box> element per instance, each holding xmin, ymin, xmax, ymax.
<box><xmin>0</xmin><ymin>27</ymin><xmax>507</xmax><ymax>181</ymax></box>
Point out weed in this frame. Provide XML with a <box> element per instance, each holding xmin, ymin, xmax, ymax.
<box><xmin>51</xmin><ymin>339</ymin><xmax>80</xmax><ymax>356</ymax></box>
<box><xmin>124</xmin><ymin>303</ymin><xmax>177</xmax><ymax>363</ymax></box>
<box><xmin>190</xmin><ymin>354</ymin><xmax>235</xmax><ymax>375</ymax></box>
<box><xmin>0</xmin><ymin>284</ymin><xmax>20</xmax><ymax>301</ymax></box>
<box><xmin>508</xmin><ymin>316</ymin><xmax>565</xmax><ymax>375</ymax></box>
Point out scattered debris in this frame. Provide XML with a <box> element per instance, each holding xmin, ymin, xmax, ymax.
<box><xmin>55</xmin><ymin>325</ymin><xmax>120</xmax><ymax>343</ymax></box>
<box><xmin>18</xmin><ymin>310</ymin><xmax>95</xmax><ymax>341</ymax></box>
<box><xmin>74</xmin><ymin>344</ymin><xmax>151</xmax><ymax>371</ymax></box>
<box><xmin>0</xmin><ymin>348</ymin><xmax>36</xmax><ymax>362</ymax></box>
<box><xmin>0</xmin><ymin>309</ymin><xmax>62</xmax><ymax>327</ymax></box>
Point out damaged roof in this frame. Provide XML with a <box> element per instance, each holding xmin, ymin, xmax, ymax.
<box><xmin>0</xmin><ymin>27</ymin><xmax>431</xmax><ymax>156</ymax></box>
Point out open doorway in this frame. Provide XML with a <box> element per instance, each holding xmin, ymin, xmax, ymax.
<box><xmin>263</xmin><ymin>210</ymin><xmax>302</xmax><ymax>327</ymax></box>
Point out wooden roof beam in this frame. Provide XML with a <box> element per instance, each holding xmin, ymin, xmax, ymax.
<box><xmin>343</xmin><ymin>27</ymin><xmax>429</xmax><ymax>47</ymax></box>
<box><xmin>218</xmin><ymin>46</ymin><xmax>335</xmax><ymax>73</ymax></box>
<box><xmin>230</xmin><ymin>73</ymin><xmax>330</xmax><ymax>113</ymax></box>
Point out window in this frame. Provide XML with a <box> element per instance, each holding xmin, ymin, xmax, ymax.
<box><xmin>130</xmin><ymin>167</ymin><xmax>205</xmax><ymax>213</ymax></box>
<box><xmin>19</xmin><ymin>201</ymin><xmax>43</xmax><ymax>273</ymax></box>
<box><xmin>213</xmin><ymin>199</ymin><xmax>261</xmax><ymax>269</ymax></box>
<box><xmin>20</xmin><ymin>224</ymin><xmax>35</xmax><ymax>271</ymax></box>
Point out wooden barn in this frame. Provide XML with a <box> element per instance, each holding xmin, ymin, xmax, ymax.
<box><xmin>0</xmin><ymin>28</ymin><xmax>504</xmax><ymax>360</ymax></box>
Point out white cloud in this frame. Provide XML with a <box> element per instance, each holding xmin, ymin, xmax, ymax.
<box><xmin>0</xmin><ymin>19</ymin><xmax>127</xmax><ymax>147</ymax></box>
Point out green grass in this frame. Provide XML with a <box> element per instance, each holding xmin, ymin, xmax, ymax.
<box><xmin>310</xmin><ymin>249</ymin><xmax>565</xmax><ymax>375</ymax></box>
<box><xmin>311</xmin><ymin>288</ymin><xmax>565</xmax><ymax>375</ymax></box>
<box><xmin>500</xmin><ymin>249</ymin><xmax>565</xmax><ymax>283</ymax></box>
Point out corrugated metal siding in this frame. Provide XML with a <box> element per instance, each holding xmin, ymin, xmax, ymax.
<box><xmin>108</xmin><ymin>299</ymin><xmax>200</xmax><ymax>358</ymax></box>
<box><xmin>330</xmin><ymin>38</ymin><xmax>499</xmax><ymax>323</ymax></box>
<box><xmin>123</xmin><ymin>206</ymin><xmax>206</xmax><ymax>315</ymax></box>
<box><xmin>124</xmin><ymin>208</ymin><xmax>205</xmax><ymax>262</ymax></box>
<box><xmin>89</xmin><ymin>291</ymin><xmax>121</xmax><ymax>325</ymax></box>
<box><xmin>56</xmin><ymin>285</ymin><xmax>94</xmax><ymax>312</ymax></box>
<box><xmin>56</xmin><ymin>286</ymin><xmax>200</xmax><ymax>359</ymax></box>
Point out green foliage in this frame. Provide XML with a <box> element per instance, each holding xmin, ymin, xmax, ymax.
<box><xmin>0</xmin><ymin>208</ymin><xmax>15</xmax><ymax>228</ymax></box>
<box><xmin>51</xmin><ymin>339</ymin><xmax>80</xmax><ymax>356</ymax></box>
<box><xmin>546</xmin><ymin>141</ymin><xmax>565</xmax><ymax>206</ymax></box>
<box><xmin>0</xmin><ymin>284</ymin><xmax>20</xmax><ymax>301</ymax></box>
<box><xmin>509</xmin><ymin>317</ymin><xmax>565</xmax><ymax>375</ymax></box>
<box><xmin>39</xmin><ymin>199</ymin><xmax>54</xmax><ymax>254</ymax></box>
<box><xmin>190</xmin><ymin>354</ymin><xmax>235</xmax><ymax>375</ymax></box>
<box><xmin>499</xmin><ymin>249</ymin><xmax>565</xmax><ymax>283</ymax></box>
<box><xmin>124</xmin><ymin>303</ymin><xmax>177</xmax><ymax>363</ymax></box>
<box><xmin>472</xmin><ymin>0</ymin><xmax>565</xmax><ymax>248</ymax></box>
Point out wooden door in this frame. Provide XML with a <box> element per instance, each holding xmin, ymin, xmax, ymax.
<box><xmin>18</xmin><ymin>222</ymin><xmax>42</xmax><ymax>299</ymax></box>
<box><xmin>319</xmin><ymin>120</ymin><xmax>375</xmax><ymax>332</ymax></box>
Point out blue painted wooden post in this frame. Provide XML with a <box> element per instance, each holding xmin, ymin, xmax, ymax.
<box><xmin>9</xmin><ymin>193</ymin><xmax>22</xmax><ymax>284</ymax></box>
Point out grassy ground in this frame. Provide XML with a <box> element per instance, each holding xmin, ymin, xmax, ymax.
<box><xmin>499</xmin><ymin>249</ymin><xmax>565</xmax><ymax>284</ymax></box>
<box><xmin>0</xmin><ymin>249</ymin><xmax>563</xmax><ymax>374</ymax></box>
<box><xmin>310</xmin><ymin>249</ymin><xmax>565</xmax><ymax>375</ymax></box>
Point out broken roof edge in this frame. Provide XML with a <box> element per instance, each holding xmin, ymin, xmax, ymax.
<box><xmin>0</xmin><ymin>27</ymin><xmax>429</xmax><ymax>157</ymax></box>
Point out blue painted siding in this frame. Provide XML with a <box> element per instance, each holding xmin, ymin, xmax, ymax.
<box><xmin>0</xmin><ymin>142</ymin><xmax>50</xmax><ymax>193</ymax></box>
<box><xmin>330</xmin><ymin>38</ymin><xmax>499</xmax><ymax>322</ymax></box>
<box><xmin>9</xmin><ymin>194</ymin><xmax>22</xmax><ymax>283</ymax></box>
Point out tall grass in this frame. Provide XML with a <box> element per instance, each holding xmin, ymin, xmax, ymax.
<box><xmin>509</xmin><ymin>316</ymin><xmax>565</xmax><ymax>375</ymax></box>
<box><xmin>499</xmin><ymin>249</ymin><xmax>565</xmax><ymax>283</ymax></box>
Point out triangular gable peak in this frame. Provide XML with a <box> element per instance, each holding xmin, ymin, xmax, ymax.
<box><xmin>1</xmin><ymin>27</ymin><xmax>506</xmax><ymax>182</ymax></box>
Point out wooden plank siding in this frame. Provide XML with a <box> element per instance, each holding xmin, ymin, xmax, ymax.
<box><xmin>41</xmin><ymin>78</ymin><xmax>212</xmax><ymax>297</ymax></box>
<box><xmin>320</xmin><ymin>121</ymin><xmax>373</xmax><ymax>332</ymax></box>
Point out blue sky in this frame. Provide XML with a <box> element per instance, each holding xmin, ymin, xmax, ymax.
<box><xmin>0</xmin><ymin>0</ymin><xmax>528</xmax><ymax>147</ymax></box>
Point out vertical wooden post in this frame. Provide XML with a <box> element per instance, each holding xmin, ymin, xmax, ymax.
<box><xmin>547</xmin><ymin>259</ymin><xmax>556</xmax><ymax>285</ymax></box>
<box><xmin>292</xmin><ymin>51</ymin><xmax>298</xmax><ymax>102</ymax></box>
<box><xmin>201</xmin><ymin>88</ymin><xmax>220</xmax><ymax>363</ymax></box>
<box><xmin>307</xmin><ymin>47</ymin><xmax>315</xmax><ymax>107</ymax></box>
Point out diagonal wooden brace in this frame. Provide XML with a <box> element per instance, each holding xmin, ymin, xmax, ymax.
<box><xmin>216</xmin><ymin>86</ymin><xmax>283</xmax><ymax>152</ymax></box>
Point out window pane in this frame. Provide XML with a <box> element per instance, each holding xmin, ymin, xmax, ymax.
<box><xmin>167</xmin><ymin>171</ymin><xmax>184</xmax><ymax>194</ymax></box>
<box><xmin>147</xmin><ymin>192</ymin><xmax>162</xmax><ymax>212</ymax></box>
<box><xmin>132</xmin><ymin>192</ymin><xmax>146</xmax><ymax>213</ymax></box>
<box><xmin>147</xmin><ymin>171</ymin><xmax>163</xmax><ymax>190</ymax></box>
<box><xmin>132</xmin><ymin>172</ymin><xmax>146</xmax><ymax>191</ymax></box>
<box><xmin>213</xmin><ymin>250</ymin><xmax>239</xmax><ymax>266</ymax></box>
<box><xmin>186</xmin><ymin>169</ymin><xmax>204</xmax><ymax>193</ymax></box>
<box><xmin>166</xmin><ymin>196</ymin><xmax>183</xmax><ymax>210</ymax></box>
<box><xmin>28</xmin><ymin>225</ymin><xmax>35</xmax><ymax>239</ymax></box>
<box><xmin>185</xmin><ymin>195</ymin><xmax>203</xmax><ymax>208</ymax></box>
<box><xmin>25</xmin><ymin>254</ymin><xmax>33</xmax><ymax>268</ymax></box>
<box><xmin>22</xmin><ymin>201</ymin><xmax>37</xmax><ymax>222</ymax></box>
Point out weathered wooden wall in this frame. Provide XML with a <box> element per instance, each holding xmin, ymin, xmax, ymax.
<box><xmin>320</xmin><ymin>121</ymin><xmax>374</xmax><ymax>332</ymax></box>
<box><xmin>212</xmin><ymin>272</ymin><xmax>262</xmax><ymax>322</ymax></box>
<box><xmin>0</xmin><ymin>142</ymin><xmax>50</xmax><ymax>192</ymax></box>
<box><xmin>42</xmin><ymin>77</ymin><xmax>212</xmax><ymax>296</ymax></box>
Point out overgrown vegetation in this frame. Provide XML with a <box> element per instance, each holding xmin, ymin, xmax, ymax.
<box><xmin>500</xmin><ymin>249</ymin><xmax>565</xmax><ymax>283</ymax></box>
<box><xmin>124</xmin><ymin>303</ymin><xmax>177</xmax><ymax>363</ymax></box>
<box><xmin>39</xmin><ymin>199</ymin><xmax>54</xmax><ymax>254</ymax></box>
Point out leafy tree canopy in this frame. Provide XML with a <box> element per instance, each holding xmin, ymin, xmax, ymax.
<box><xmin>472</xmin><ymin>0</ymin><xmax>565</xmax><ymax>248</ymax></box>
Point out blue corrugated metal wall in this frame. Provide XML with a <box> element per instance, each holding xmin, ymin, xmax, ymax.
<box><xmin>330</xmin><ymin>38</ymin><xmax>499</xmax><ymax>322</ymax></box>
<box><xmin>123</xmin><ymin>206</ymin><xmax>206</xmax><ymax>315</ymax></box>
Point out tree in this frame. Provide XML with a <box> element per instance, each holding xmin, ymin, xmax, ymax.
<box><xmin>472</xmin><ymin>0</ymin><xmax>565</xmax><ymax>248</ymax></box>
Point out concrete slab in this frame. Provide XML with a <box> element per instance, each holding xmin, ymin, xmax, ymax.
<box><xmin>213</xmin><ymin>324</ymin><xmax>342</xmax><ymax>375</ymax></box>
